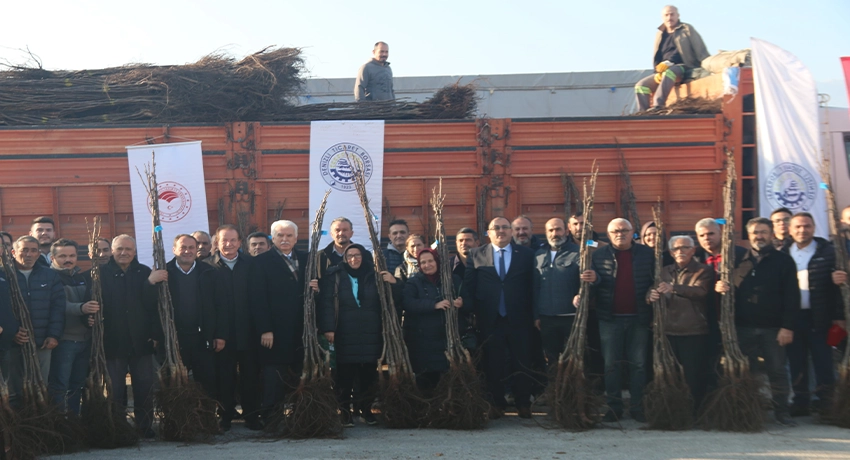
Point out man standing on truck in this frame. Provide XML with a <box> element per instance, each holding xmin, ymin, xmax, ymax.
<box><xmin>634</xmin><ymin>5</ymin><xmax>710</xmax><ymax>112</ymax></box>
<box><xmin>354</xmin><ymin>42</ymin><xmax>395</xmax><ymax>102</ymax></box>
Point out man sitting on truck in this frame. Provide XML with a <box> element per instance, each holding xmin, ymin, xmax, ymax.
<box><xmin>635</xmin><ymin>5</ymin><xmax>710</xmax><ymax>112</ymax></box>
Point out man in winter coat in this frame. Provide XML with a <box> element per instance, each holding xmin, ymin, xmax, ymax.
<box><xmin>251</xmin><ymin>220</ymin><xmax>307</xmax><ymax>421</ymax></box>
<box><xmin>100</xmin><ymin>235</ymin><xmax>166</xmax><ymax>438</ymax></box>
<box><xmin>591</xmin><ymin>218</ymin><xmax>655</xmax><ymax>423</ymax></box>
<box><xmin>48</xmin><ymin>238</ymin><xmax>96</xmax><ymax>415</ymax></box>
<box><xmin>8</xmin><ymin>236</ymin><xmax>65</xmax><ymax>398</ymax></box>
<box><xmin>634</xmin><ymin>5</ymin><xmax>710</xmax><ymax>111</ymax></box>
<box><xmin>166</xmin><ymin>234</ymin><xmax>223</xmax><ymax>399</ymax></box>
<box><xmin>208</xmin><ymin>225</ymin><xmax>263</xmax><ymax>431</ymax></box>
<box><xmin>783</xmin><ymin>212</ymin><xmax>842</xmax><ymax>416</ymax></box>
<box><xmin>716</xmin><ymin>217</ymin><xmax>800</xmax><ymax>427</ymax></box>
<box><xmin>533</xmin><ymin>218</ymin><xmax>596</xmax><ymax>364</ymax></box>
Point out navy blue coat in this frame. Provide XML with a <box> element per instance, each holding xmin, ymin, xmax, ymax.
<box><xmin>402</xmin><ymin>272</ymin><xmax>468</xmax><ymax>374</ymax></box>
<box><xmin>16</xmin><ymin>263</ymin><xmax>65</xmax><ymax>346</ymax></box>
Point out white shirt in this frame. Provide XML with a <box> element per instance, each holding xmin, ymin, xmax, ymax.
<box><xmin>790</xmin><ymin>241</ymin><xmax>817</xmax><ymax>310</ymax></box>
<box><xmin>176</xmin><ymin>261</ymin><xmax>196</xmax><ymax>275</ymax></box>
<box><xmin>491</xmin><ymin>243</ymin><xmax>512</xmax><ymax>275</ymax></box>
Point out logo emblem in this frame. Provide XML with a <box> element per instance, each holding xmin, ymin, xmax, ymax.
<box><xmin>149</xmin><ymin>181</ymin><xmax>193</xmax><ymax>223</ymax></box>
<box><xmin>764</xmin><ymin>162</ymin><xmax>817</xmax><ymax>212</ymax></box>
<box><xmin>320</xmin><ymin>143</ymin><xmax>373</xmax><ymax>191</ymax></box>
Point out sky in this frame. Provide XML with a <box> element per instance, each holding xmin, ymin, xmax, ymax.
<box><xmin>2</xmin><ymin>0</ymin><xmax>848</xmax><ymax>106</ymax></box>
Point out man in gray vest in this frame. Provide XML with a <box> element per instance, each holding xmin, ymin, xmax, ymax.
<box><xmin>354</xmin><ymin>42</ymin><xmax>395</xmax><ymax>102</ymax></box>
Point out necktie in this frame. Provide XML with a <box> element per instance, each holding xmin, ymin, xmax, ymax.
<box><xmin>284</xmin><ymin>254</ymin><xmax>299</xmax><ymax>281</ymax></box>
<box><xmin>499</xmin><ymin>249</ymin><xmax>506</xmax><ymax>280</ymax></box>
<box><xmin>498</xmin><ymin>248</ymin><xmax>507</xmax><ymax>317</ymax></box>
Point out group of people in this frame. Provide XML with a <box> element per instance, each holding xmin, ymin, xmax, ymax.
<box><xmin>0</xmin><ymin>202</ymin><xmax>848</xmax><ymax>436</ymax></box>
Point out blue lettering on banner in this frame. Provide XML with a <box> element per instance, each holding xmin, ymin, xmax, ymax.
<box><xmin>319</xmin><ymin>142</ymin><xmax>374</xmax><ymax>192</ymax></box>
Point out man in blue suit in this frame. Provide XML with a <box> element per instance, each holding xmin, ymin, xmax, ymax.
<box><xmin>464</xmin><ymin>217</ymin><xmax>536</xmax><ymax>419</ymax></box>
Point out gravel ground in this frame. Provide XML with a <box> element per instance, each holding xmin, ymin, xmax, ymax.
<box><xmin>49</xmin><ymin>411</ymin><xmax>850</xmax><ymax>460</ymax></box>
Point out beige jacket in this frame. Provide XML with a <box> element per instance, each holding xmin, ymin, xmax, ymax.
<box><xmin>654</xmin><ymin>258</ymin><xmax>714</xmax><ymax>336</ymax></box>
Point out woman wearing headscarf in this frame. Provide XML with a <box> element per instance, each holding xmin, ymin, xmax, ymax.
<box><xmin>394</xmin><ymin>234</ymin><xmax>426</xmax><ymax>284</ymax></box>
<box><xmin>318</xmin><ymin>244</ymin><xmax>394</xmax><ymax>427</ymax></box>
<box><xmin>641</xmin><ymin>221</ymin><xmax>675</xmax><ymax>266</ymax></box>
<box><xmin>401</xmin><ymin>248</ymin><xmax>468</xmax><ymax>393</ymax></box>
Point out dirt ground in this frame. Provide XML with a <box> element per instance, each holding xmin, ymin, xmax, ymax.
<box><xmin>50</xmin><ymin>410</ymin><xmax>850</xmax><ymax>460</ymax></box>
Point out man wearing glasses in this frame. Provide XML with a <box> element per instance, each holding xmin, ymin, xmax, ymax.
<box><xmin>464</xmin><ymin>217</ymin><xmax>536</xmax><ymax>419</ymax></box>
<box><xmin>715</xmin><ymin>217</ymin><xmax>800</xmax><ymax>427</ymax></box>
<box><xmin>770</xmin><ymin>207</ymin><xmax>793</xmax><ymax>251</ymax></box>
<box><xmin>591</xmin><ymin>218</ymin><xmax>655</xmax><ymax>423</ymax></box>
<box><xmin>647</xmin><ymin>235</ymin><xmax>714</xmax><ymax>412</ymax></box>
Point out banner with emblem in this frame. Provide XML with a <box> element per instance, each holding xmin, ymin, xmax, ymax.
<box><xmin>752</xmin><ymin>38</ymin><xmax>827</xmax><ymax>237</ymax></box>
<box><xmin>127</xmin><ymin>141</ymin><xmax>209</xmax><ymax>267</ymax></box>
<box><xmin>309</xmin><ymin>121</ymin><xmax>384</xmax><ymax>253</ymax></box>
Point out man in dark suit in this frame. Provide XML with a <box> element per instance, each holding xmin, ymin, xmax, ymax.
<box><xmin>207</xmin><ymin>224</ymin><xmax>263</xmax><ymax>431</ymax></box>
<box><xmin>251</xmin><ymin>219</ymin><xmax>307</xmax><ymax>421</ymax></box>
<box><xmin>464</xmin><ymin>216</ymin><xmax>536</xmax><ymax>419</ymax></box>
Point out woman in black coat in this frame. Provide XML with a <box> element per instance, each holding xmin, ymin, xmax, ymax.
<box><xmin>401</xmin><ymin>248</ymin><xmax>467</xmax><ymax>393</ymax></box>
<box><xmin>318</xmin><ymin>244</ymin><xmax>393</xmax><ymax>427</ymax></box>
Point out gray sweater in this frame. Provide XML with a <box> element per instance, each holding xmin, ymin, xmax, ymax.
<box><xmin>54</xmin><ymin>266</ymin><xmax>92</xmax><ymax>342</ymax></box>
<box><xmin>354</xmin><ymin>59</ymin><xmax>395</xmax><ymax>101</ymax></box>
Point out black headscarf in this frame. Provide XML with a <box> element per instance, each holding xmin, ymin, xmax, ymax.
<box><xmin>342</xmin><ymin>244</ymin><xmax>374</xmax><ymax>303</ymax></box>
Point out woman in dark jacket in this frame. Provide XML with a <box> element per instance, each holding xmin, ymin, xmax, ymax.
<box><xmin>318</xmin><ymin>244</ymin><xmax>392</xmax><ymax>427</ymax></box>
<box><xmin>401</xmin><ymin>248</ymin><xmax>467</xmax><ymax>393</ymax></box>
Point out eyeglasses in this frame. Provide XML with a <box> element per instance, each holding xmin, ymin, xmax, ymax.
<box><xmin>345</xmin><ymin>253</ymin><xmax>363</xmax><ymax>260</ymax></box>
<box><xmin>671</xmin><ymin>246</ymin><xmax>693</xmax><ymax>252</ymax></box>
<box><xmin>489</xmin><ymin>225</ymin><xmax>511</xmax><ymax>231</ymax></box>
<box><xmin>610</xmin><ymin>229</ymin><xmax>631</xmax><ymax>235</ymax></box>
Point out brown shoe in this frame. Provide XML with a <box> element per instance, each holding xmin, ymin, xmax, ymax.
<box><xmin>488</xmin><ymin>407</ymin><xmax>504</xmax><ymax>420</ymax></box>
<box><xmin>517</xmin><ymin>406</ymin><xmax>532</xmax><ymax>419</ymax></box>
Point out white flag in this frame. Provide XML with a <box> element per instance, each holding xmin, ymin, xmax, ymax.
<box><xmin>752</xmin><ymin>38</ymin><xmax>826</xmax><ymax>237</ymax></box>
<box><xmin>309</xmin><ymin>121</ymin><xmax>385</xmax><ymax>253</ymax></box>
<box><xmin>127</xmin><ymin>141</ymin><xmax>209</xmax><ymax>267</ymax></box>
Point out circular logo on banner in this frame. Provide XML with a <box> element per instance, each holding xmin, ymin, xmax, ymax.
<box><xmin>320</xmin><ymin>143</ymin><xmax>373</xmax><ymax>191</ymax></box>
<box><xmin>148</xmin><ymin>181</ymin><xmax>193</xmax><ymax>223</ymax></box>
<box><xmin>764</xmin><ymin>162</ymin><xmax>817</xmax><ymax>212</ymax></box>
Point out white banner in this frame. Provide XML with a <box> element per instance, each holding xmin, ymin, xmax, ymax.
<box><xmin>127</xmin><ymin>141</ymin><xmax>209</xmax><ymax>267</ymax></box>
<box><xmin>309</xmin><ymin>121</ymin><xmax>385</xmax><ymax>253</ymax></box>
<box><xmin>752</xmin><ymin>38</ymin><xmax>826</xmax><ymax>237</ymax></box>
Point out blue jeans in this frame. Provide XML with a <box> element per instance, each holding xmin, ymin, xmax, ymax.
<box><xmin>598</xmin><ymin>316</ymin><xmax>650</xmax><ymax>415</ymax></box>
<box><xmin>48</xmin><ymin>340</ymin><xmax>91</xmax><ymax>415</ymax></box>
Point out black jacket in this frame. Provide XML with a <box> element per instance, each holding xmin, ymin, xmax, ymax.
<box><xmin>166</xmin><ymin>258</ymin><xmax>223</xmax><ymax>345</ymax></box>
<box><xmin>401</xmin><ymin>272</ymin><xmax>468</xmax><ymax>374</ymax></box>
<box><xmin>590</xmin><ymin>243</ymin><xmax>656</xmax><ymax>325</ymax></box>
<box><xmin>100</xmin><ymin>257</ymin><xmax>160</xmax><ymax>359</ymax></box>
<box><xmin>731</xmin><ymin>246</ymin><xmax>800</xmax><ymax>330</ymax></box>
<box><xmin>206</xmin><ymin>253</ymin><xmax>259</xmax><ymax>351</ymax></box>
<box><xmin>463</xmin><ymin>243</ymin><xmax>535</xmax><ymax>334</ymax></box>
<box><xmin>782</xmin><ymin>238</ymin><xmax>843</xmax><ymax>330</ymax></box>
<box><xmin>0</xmin><ymin>275</ymin><xmax>21</xmax><ymax>351</ymax></box>
<box><xmin>318</xmin><ymin>242</ymin><xmax>345</xmax><ymax>280</ymax></box>
<box><xmin>16</xmin><ymin>262</ymin><xmax>65</xmax><ymax>346</ymax></box>
<box><xmin>318</xmin><ymin>265</ymin><xmax>383</xmax><ymax>365</ymax></box>
<box><xmin>251</xmin><ymin>249</ymin><xmax>307</xmax><ymax>365</ymax></box>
